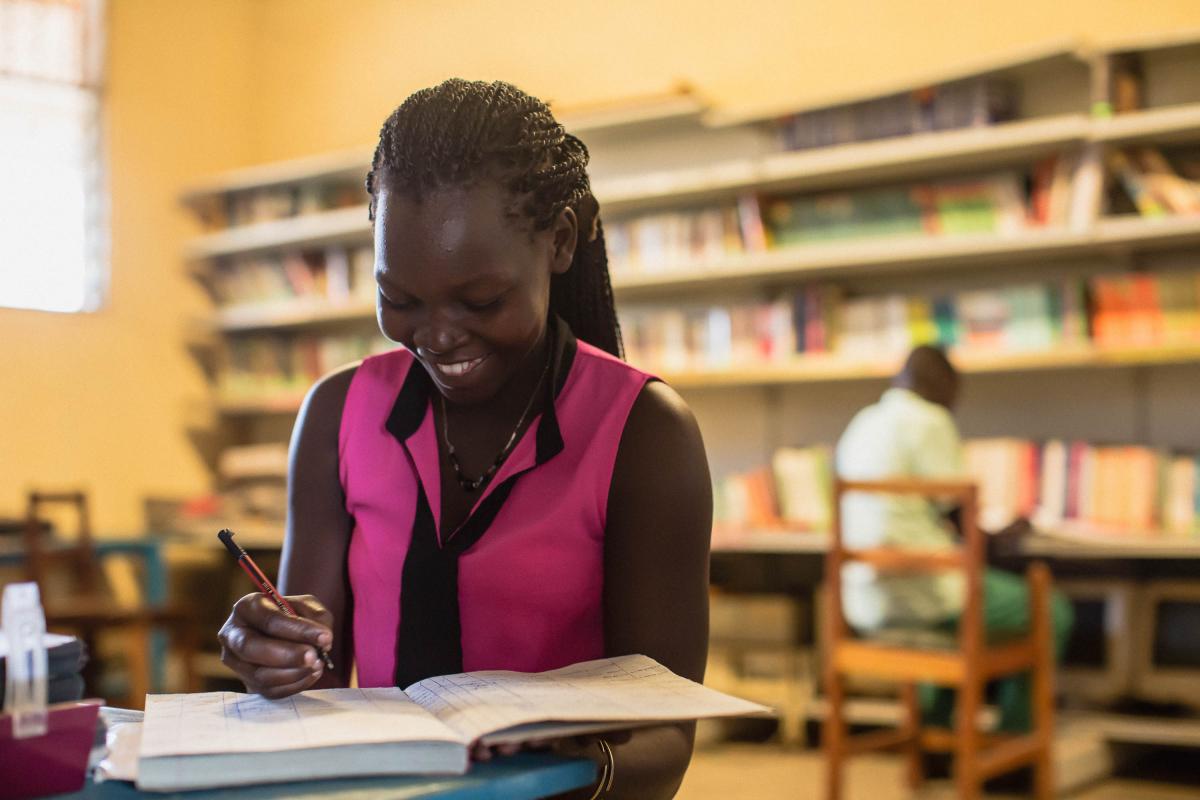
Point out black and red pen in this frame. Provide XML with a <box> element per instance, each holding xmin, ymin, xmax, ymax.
<box><xmin>217</xmin><ymin>528</ymin><xmax>335</xmax><ymax>671</ymax></box>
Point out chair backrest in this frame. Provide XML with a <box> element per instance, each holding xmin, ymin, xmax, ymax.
<box><xmin>24</xmin><ymin>491</ymin><xmax>102</xmax><ymax>597</ymax></box>
<box><xmin>827</xmin><ymin>478</ymin><xmax>985</xmax><ymax>656</ymax></box>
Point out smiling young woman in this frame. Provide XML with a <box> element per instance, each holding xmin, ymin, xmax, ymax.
<box><xmin>217</xmin><ymin>79</ymin><xmax>713</xmax><ymax>799</ymax></box>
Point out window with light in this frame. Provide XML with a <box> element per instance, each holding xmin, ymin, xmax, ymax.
<box><xmin>0</xmin><ymin>0</ymin><xmax>106</xmax><ymax>313</ymax></box>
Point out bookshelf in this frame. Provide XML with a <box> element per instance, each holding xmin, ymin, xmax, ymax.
<box><xmin>181</xmin><ymin>36</ymin><xmax>1200</xmax><ymax>557</ymax></box>
<box><xmin>181</xmin><ymin>126</ymin><xmax>1200</xmax><ymax>266</ymax></box>
<box><xmin>214</xmin><ymin>298</ymin><xmax>376</xmax><ymax>333</ymax></box>
<box><xmin>174</xmin><ymin>43</ymin><xmax>1200</xmax><ymax>734</ymax></box>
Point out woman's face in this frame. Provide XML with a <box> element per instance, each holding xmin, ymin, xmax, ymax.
<box><xmin>374</xmin><ymin>180</ymin><xmax>574</xmax><ymax>407</ymax></box>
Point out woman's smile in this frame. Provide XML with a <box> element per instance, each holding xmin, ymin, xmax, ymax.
<box><xmin>431</xmin><ymin>354</ymin><xmax>487</xmax><ymax>379</ymax></box>
<box><xmin>421</xmin><ymin>352</ymin><xmax>494</xmax><ymax>395</ymax></box>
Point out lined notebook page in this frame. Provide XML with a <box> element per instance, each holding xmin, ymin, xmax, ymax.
<box><xmin>404</xmin><ymin>654</ymin><xmax>769</xmax><ymax>742</ymax></box>
<box><xmin>140</xmin><ymin>688</ymin><xmax>462</xmax><ymax>758</ymax></box>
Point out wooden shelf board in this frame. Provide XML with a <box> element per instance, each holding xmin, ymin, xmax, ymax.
<box><xmin>212</xmin><ymin>344</ymin><xmax>1200</xmax><ymax>416</ymax></box>
<box><xmin>1092</xmin><ymin>103</ymin><xmax>1200</xmax><ymax>144</ymax></box>
<box><xmin>1094</xmin><ymin>213</ymin><xmax>1200</xmax><ymax>249</ymax></box>
<box><xmin>612</xmin><ymin>228</ymin><xmax>1085</xmax><ymax>296</ymax></box>
<box><xmin>709</xmin><ymin>527</ymin><xmax>1200</xmax><ymax>559</ymax></box>
<box><xmin>762</xmin><ymin>114</ymin><xmax>1087</xmax><ymax>189</ymax></box>
<box><xmin>1023</xmin><ymin>531</ymin><xmax>1200</xmax><ymax>560</ymax></box>
<box><xmin>658</xmin><ymin>344</ymin><xmax>1200</xmax><ymax>389</ymax></box>
<box><xmin>613</xmin><ymin>217</ymin><xmax>1200</xmax><ymax>297</ymax></box>
<box><xmin>185</xmin><ymin>205</ymin><xmax>371</xmax><ymax>261</ymax></box>
<box><xmin>181</xmin><ymin>148</ymin><xmax>372</xmax><ymax>205</ymax></box>
<box><xmin>712</xmin><ymin>530</ymin><xmax>830</xmax><ymax>554</ymax></box>
<box><xmin>595</xmin><ymin>115</ymin><xmax>1088</xmax><ymax>213</ymax></box>
<box><xmin>187</xmin><ymin>214</ymin><xmax>1200</xmax><ymax>289</ymax></box>
<box><xmin>216</xmin><ymin>298</ymin><xmax>376</xmax><ymax>331</ymax></box>
<box><xmin>595</xmin><ymin>160</ymin><xmax>760</xmax><ymax>212</ymax></box>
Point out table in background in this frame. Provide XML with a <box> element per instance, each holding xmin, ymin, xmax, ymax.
<box><xmin>0</xmin><ymin>536</ymin><xmax>171</xmax><ymax>690</ymax></box>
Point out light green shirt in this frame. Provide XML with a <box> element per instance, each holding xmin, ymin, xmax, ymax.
<box><xmin>835</xmin><ymin>387</ymin><xmax>966</xmax><ymax>630</ymax></box>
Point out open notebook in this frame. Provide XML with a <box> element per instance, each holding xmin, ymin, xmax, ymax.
<box><xmin>136</xmin><ymin>654</ymin><xmax>769</xmax><ymax>791</ymax></box>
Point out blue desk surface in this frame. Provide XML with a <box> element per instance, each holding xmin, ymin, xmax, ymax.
<box><xmin>53</xmin><ymin>753</ymin><xmax>595</xmax><ymax>800</ymax></box>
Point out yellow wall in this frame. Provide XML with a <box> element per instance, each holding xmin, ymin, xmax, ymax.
<box><xmin>0</xmin><ymin>1</ymin><xmax>256</xmax><ymax>532</ymax></box>
<box><xmin>1</xmin><ymin>0</ymin><xmax>1196</xmax><ymax>532</ymax></box>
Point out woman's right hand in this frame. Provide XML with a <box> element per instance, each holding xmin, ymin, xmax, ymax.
<box><xmin>218</xmin><ymin>593</ymin><xmax>333</xmax><ymax>699</ymax></box>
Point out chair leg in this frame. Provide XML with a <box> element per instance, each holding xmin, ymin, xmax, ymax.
<box><xmin>126</xmin><ymin>622</ymin><xmax>150</xmax><ymax>710</ymax></box>
<box><xmin>177</xmin><ymin>620</ymin><xmax>200</xmax><ymax>693</ymax></box>
<box><xmin>1031</xmin><ymin>572</ymin><xmax>1057</xmax><ymax>798</ymax></box>
<box><xmin>900</xmin><ymin>683</ymin><xmax>923</xmax><ymax>790</ymax></box>
<box><xmin>824</xmin><ymin>671</ymin><xmax>847</xmax><ymax>800</ymax></box>
<box><xmin>955</xmin><ymin>679</ymin><xmax>983</xmax><ymax>800</ymax></box>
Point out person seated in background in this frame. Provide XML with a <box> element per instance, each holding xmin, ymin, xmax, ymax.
<box><xmin>835</xmin><ymin>345</ymin><xmax>1073</xmax><ymax>735</ymax></box>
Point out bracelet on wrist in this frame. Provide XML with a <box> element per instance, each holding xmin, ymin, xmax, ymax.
<box><xmin>585</xmin><ymin>738</ymin><xmax>615</xmax><ymax>800</ymax></box>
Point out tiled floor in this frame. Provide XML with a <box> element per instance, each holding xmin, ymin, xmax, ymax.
<box><xmin>676</xmin><ymin>744</ymin><xmax>1200</xmax><ymax>800</ymax></box>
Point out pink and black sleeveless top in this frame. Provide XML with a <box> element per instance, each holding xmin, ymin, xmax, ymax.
<box><xmin>338</xmin><ymin>319</ymin><xmax>653</xmax><ymax>688</ymax></box>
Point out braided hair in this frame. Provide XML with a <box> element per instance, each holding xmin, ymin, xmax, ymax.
<box><xmin>366</xmin><ymin>79</ymin><xmax>623</xmax><ymax>359</ymax></box>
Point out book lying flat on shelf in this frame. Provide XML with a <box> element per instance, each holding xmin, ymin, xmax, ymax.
<box><xmin>135</xmin><ymin>654</ymin><xmax>769</xmax><ymax>791</ymax></box>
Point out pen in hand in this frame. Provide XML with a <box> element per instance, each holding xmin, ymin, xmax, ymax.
<box><xmin>217</xmin><ymin>528</ymin><xmax>336</xmax><ymax>672</ymax></box>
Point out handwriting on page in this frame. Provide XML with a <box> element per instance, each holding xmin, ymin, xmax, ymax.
<box><xmin>139</xmin><ymin>688</ymin><xmax>458</xmax><ymax>758</ymax></box>
<box><xmin>405</xmin><ymin>654</ymin><xmax>764</xmax><ymax>742</ymax></box>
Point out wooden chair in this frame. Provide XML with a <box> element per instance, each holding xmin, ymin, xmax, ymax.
<box><xmin>23</xmin><ymin>490</ymin><xmax>199</xmax><ymax>708</ymax></box>
<box><xmin>823</xmin><ymin>478</ymin><xmax>1055</xmax><ymax>800</ymax></box>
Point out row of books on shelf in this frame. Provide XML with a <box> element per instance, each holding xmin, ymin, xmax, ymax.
<box><xmin>212</xmin><ymin>265</ymin><xmax>1200</xmax><ymax>396</ymax></box>
<box><xmin>213</xmin><ymin>245</ymin><xmax>376</xmax><ymax>308</ymax></box>
<box><xmin>1108</xmin><ymin>146</ymin><xmax>1200</xmax><ymax>217</ymax></box>
<box><xmin>967</xmin><ymin>438</ymin><xmax>1200</xmax><ymax>537</ymax></box>
<box><xmin>605</xmin><ymin>195</ymin><xmax>766</xmax><ymax>275</ymax></box>
<box><xmin>219</xmin><ymin>333</ymin><xmax>392</xmax><ymax>399</ymax></box>
<box><xmin>715</xmin><ymin>447</ymin><xmax>835</xmax><ymax>532</ymax></box>
<box><xmin>774</xmin><ymin>76</ymin><xmax>1017</xmax><ymax>151</ymax></box>
<box><xmin>714</xmin><ymin>439</ymin><xmax>1200</xmax><ymax>540</ymax></box>
<box><xmin>605</xmin><ymin>160</ymin><xmax>1083</xmax><ymax>277</ymax></box>
<box><xmin>212</xmin><ymin>179</ymin><xmax>364</xmax><ymax>229</ymax></box>
<box><xmin>619</xmin><ymin>266</ymin><xmax>1200</xmax><ymax>371</ymax></box>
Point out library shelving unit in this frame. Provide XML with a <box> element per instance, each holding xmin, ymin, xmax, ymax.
<box><xmin>181</xmin><ymin>37</ymin><xmax>1200</xmax><ymax>552</ymax></box>
<box><xmin>178</xmin><ymin>35</ymin><xmax>1200</xmax><ymax>759</ymax></box>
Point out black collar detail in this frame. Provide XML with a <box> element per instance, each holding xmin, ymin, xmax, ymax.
<box><xmin>385</xmin><ymin>353</ymin><xmax>434</xmax><ymax>443</ymax></box>
<box><xmin>534</xmin><ymin>315</ymin><xmax>575</xmax><ymax>465</ymax></box>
